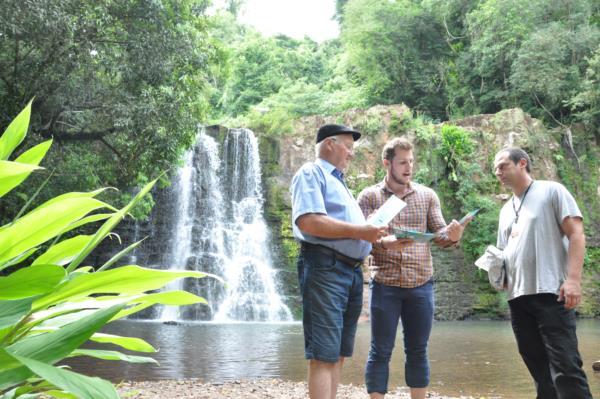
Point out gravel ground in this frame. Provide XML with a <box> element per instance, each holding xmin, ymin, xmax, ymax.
<box><xmin>117</xmin><ymin>379</ymin><xmax>474</xmax><ymax>399</ymax></box>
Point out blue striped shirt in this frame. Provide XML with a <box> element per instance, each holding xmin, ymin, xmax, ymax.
<box><xmin>290</xmin><ymin>158</ymin><xmax>372</xmax><ymax>259</ymax></box>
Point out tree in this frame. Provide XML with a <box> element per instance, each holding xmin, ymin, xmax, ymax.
<box><xmin>0</xmin><ymin>0</ymin><xmax>225</xmax><ymax>213</ymax></box>
<box><xmin>457</xmin><ymin>0</ymin><xmax>598</xmax><ymax>116</ymax></box>
<box><xmin>341</xmin><ymin>0</ymin><xmax>451</xmax><ymax>118</ymax></box>
<box><xmin>569</xmin><ymin>46</ymin><xmax>600</xmax><ymax>142</ymax></box>
<box><xmin>510</xmin><ymin>23</ymin><xmax>600</xmax><ymax>121</ymax></box>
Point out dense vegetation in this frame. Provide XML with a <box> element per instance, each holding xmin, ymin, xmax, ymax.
<box><xmin>1</xmin><ymin>0</ymin><xmax>598</xmax><ymax>320</ymax></box>
<box><xmin>1</xmin><ymin>0</ymin><xmax>598</xmax><ymax>215</ymax></box>
<box><xmin>0</xmin><ymin>103</ymin><xmax>215</xmax><ymax>398</ymax></box>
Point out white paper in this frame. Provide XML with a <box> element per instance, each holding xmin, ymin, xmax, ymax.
<box><xmin>367</xmin><ymin>195</ymin><xmax>407</xmax><ymax>227</ymax></box>
<box><xmin>474</xmin><ymin>245</ymin><xmax>503</xmax><ymax>272</ymax></box>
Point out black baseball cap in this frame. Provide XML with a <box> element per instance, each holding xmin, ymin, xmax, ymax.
<box><xmin>316</xmin><ymin>124</ymin><xmax>361</xmax><ymax>143</ymax></box>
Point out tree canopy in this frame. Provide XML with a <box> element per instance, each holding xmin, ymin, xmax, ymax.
<box><xmin>2</xmin><ymin>0</ymin><xmax>599</xmax><ymax>217</ymax></box>
<box><xmin>0</xmin><ymin>0</ymin><xmax>226</xmax><ymax>213</ymax></box>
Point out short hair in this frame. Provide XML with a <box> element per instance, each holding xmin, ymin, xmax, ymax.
<box><xmin>382</xmin><ymin>137</ymin><xmax>413</xmax><ymax>161</ymax></box>
<box><xmin>498</xmin><ymin>147</ymin><xmax>531</xmax><ymax>173</ymax></box>
<box><xmin>315</xmin><ymin>135</ymin><xmax>335</xmax><ymax>158</ymax></box>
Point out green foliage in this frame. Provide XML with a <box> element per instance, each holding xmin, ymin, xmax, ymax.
<box><xmin>568</xmin><ymin>46</ymin><xmax>600</xmax><ymax>142</ymax></box>
<box><xmin>342</xmin><ymin>0</ymin><xmax>450</xmax><ymax>118</ymax></box>
<box><xmin>510</xmin><ymin>23</ymin><xmax>600</xmax><ymax>117</ymax></box>
<box><xmin>0</xmin><ymin>0</ymin><xmax>226</xmax><ymax>218</ymax></box>
<box><xmin>554</xmin><ymin>132</ymin><xmax>600</xmax><ymax>241</ymax></box>
<box><xmin>452</xmin><ymin>0</ymin><xmax>600</xmax><ymax>118</ymax></box>
<box><xmin>472</xmin><ymin>289</ymin><xmax>509</xmax><ymax>318</ymax></box>
<box><xmin>355</xmin><ymin>113</ymin><xmax>384</xmax><ymax>137</ymax></box>
<box><xmin>437</xmin><ymin>125</ymin><xmax>475</xmax><ymax>182</ymax></box>
<box><xmin>0</xmin><ymin>105</ymin><xmax>218</xmax><ymax>398</ymax></box>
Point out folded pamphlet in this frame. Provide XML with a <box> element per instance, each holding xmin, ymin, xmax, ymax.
<box><xmin>367</xmin><ymin>195</ymin><xmax>407</xmax><ymax>227</ymax></box>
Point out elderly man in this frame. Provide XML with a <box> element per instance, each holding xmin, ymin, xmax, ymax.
<box><xmin>494</xmin><ymin>147</ymin><xmax>592</xmax><ymax>399</ymax></box>
<box><xmin>358</xmin><ymin>137</ymin><xmax>466</xmax><ymax>399</ymax></box>
<box><xmin>290</xmin><ymin>124</ymin><xmax>387</xmax><ymax>399</ymax></box>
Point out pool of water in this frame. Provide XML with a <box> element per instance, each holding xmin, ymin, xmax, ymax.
<box><xmin>67</xmin><ymin>319</ymin><xmax>600</xmax><ymax>398</ymax></box>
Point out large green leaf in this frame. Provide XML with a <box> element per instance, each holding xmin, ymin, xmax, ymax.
<box><xmin>30</xmin><ymin>189</ymin><xmax>110</xmax><ymax>214</ymax></box>
<box><xmin>44</xmin><ymin>390</ymin><xmax>78</xmax><ymax>399</ymax></box>
<box><xmin>0</xmin><ymin>139</ymin><xmax>53</xmax><ymax>199</ymax></box>
<box><xmin>11</xmin><ymin>354</ymin><xmax>119</xmax><ymax>399</ymax></box>
<box><xmin>97</xmin><ymin>237</ymin><xmax>146</xmax><ymax>272</ymax></box>
<box><xmin>111</xmin><ymin>290</ymin><xmax>208</xmax><ymax>321</ymax></box>
<box><xmin>0</xmin><ymin>265</ymin><xmax>65</xmax><ymax>300</ymax></box>
<box><xmin>0</xmin><ymin>248</ymin><xmax>38</xmax><ymax>273</ymax></box>
<box><xmin>0</xmin><ymin>305</ymin><xmax>125</xmax><ymax>389</ymax></box>
<box><xmin>30</xmin><ymin>290</ymin><xmax>207</xmax><ymax>330</ymax></box>
<box><xmin>0</xmin><ymin>100</ymin><xmax>32</xmax><ymax>161</ymax></box>
<box><xmin>0</xmin><ymin>386</ymin><xmax>41</xmax><ymax>399</ymax></box>
<box><xmin>33</xmin><ymin>266</ymin><xmax>210</xmax><ymax>311</ymax></box>
<box><xmin>32</xmin><ymin>235</ymin><xmax>93</xmax><ymax>266</ymax></box>
<box><xmin>0</xmin><ymin>161</ymin><xmax>42</xmax><ymax>198</ymax></box>
<box><xmin>0</xmin><ymin>197</ymin><xmax>112</xmax><ymax>265</ymax></box>
<box><xmin>0</xmin><ymin>297</ymin><xmax>35</xmax><ymax>329</ymax></box>
<box><xmin>90</xmin><ymin>333</ymin><xmax>156</xmax><ymax>353</ymax></box>
<box><xmin>14</xmin><ymin>140</ymin><xmax>52</xmax><ymax>165</ymax></box>
<box><xmin>0</xmin><ymin>349</ymin><xmax>29</xmax><ymax>390</ymax></box>
<box><xmin>57</xmin><ymin>213</ymin><xmax>112</xmax><ymax>236</ymax></box>
<box><xmin>68</xmin><ymin>349</ymin><xmax>157</xmax><ymax>364</ymax></box>
<box><xmin>67</xmin><ymin>179</ymin><xmax>158</xmax><ymax>272</ymax></box>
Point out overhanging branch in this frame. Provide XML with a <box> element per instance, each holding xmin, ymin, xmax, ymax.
<box><xmin>35</xmin><ymin>127</ymin><xmax>123</xmax><ymax>159</ymax></box>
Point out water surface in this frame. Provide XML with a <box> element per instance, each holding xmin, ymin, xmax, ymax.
<box><xmin>68</xmin><ymin>320</ymin><xmax>600</xmax><ymax>398</ymax></box>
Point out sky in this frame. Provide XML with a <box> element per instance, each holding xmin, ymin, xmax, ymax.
<box><xmin>233</xmin><ymin>0</ymin><xmax>340</xmax><ymax>42</ymax></box>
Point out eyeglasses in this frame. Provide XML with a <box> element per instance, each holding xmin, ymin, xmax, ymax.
<box><xmin>329</xmin><ymin>137</ymin><xmax>354</xmax><ymax>151</ymax></box>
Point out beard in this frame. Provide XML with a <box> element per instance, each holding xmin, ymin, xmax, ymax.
<box><xmin>389</xmin><ymin>163</ymin><xmax>411</xmax><ymax>186</ymax></box>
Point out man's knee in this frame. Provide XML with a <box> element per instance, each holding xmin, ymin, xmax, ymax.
<box><xmin>369</xmin><ymin>343</ymin><xmax>394</xmax><ymax>362</ymax></box>
<box><xmin>310</xmin><ymin>358</ymin><xmax>341</xmax><ymax>371</ymax></box>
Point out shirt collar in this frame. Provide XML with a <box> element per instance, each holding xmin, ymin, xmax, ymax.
<box><xmin>316</xmin><ymin>158</ymin><xmax>340</xmax><ymax>176</ymax></box>
<box><xmin>379</xmin><ymin>178</ymin><xmax>415</xmax><ymax>198</ymax></box>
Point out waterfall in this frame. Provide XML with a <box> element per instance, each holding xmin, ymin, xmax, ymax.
<box><xmin>154</xmin><ymin>128</ymin><xmax>291</xmax><ymax>322</ymax></box>
<box><xmin>158</xmin><ymin>150</ymin><xmax>195</xmax><ymax>321</ymax></box>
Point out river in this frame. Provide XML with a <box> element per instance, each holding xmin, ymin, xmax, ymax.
<box><xmin>68</xmin><ymin>319</ymin><xmax>599</xmax><ymax>398</ymax></box>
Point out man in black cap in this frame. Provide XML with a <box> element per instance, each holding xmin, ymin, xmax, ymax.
<box><xmin>290</xmin><ymin>124</ymin><xmax>387</xmax><ymax>399</ymax></box>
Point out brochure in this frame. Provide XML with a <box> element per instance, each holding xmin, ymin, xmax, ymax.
<box><xmin>367</xmin><ymin>195</ymin><xmax>407</xmax><ymax>227</ymax></box>
<box><xmin>459</xmin><ymin>209</ymin><xmax>480</xmax><ymax>225</ymax></box>
<box><xmin>393</xmin><ymin>227</ymin><xmax>436</xmax><ymax>242</ymax></box>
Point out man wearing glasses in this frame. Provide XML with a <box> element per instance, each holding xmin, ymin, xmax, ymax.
<box><xmin>291</xmin><ymin>124</ymin><xmax>387</xmax><ymax>399</ymax></box>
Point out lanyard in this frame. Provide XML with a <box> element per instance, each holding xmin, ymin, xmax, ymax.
<box><xmin>512</xmin><ymin>181</ymin><xmax>534</xmax><ymax>224</ymax></box>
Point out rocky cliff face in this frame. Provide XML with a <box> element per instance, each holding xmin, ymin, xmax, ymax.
<box><xmin>264</xmin><ymin>105</ymin><xmax>600</xmax><ymax>320</ymax></box>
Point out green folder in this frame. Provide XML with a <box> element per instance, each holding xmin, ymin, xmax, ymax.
<box><xmin>459</xmin><ymin>209</ymin><xmax>480</xmax><ymax>225</ymax></box>
<box><xmin>393</xmin><ymin>228</ymin><xmax>436</xmax><ymax>242</ymax></box>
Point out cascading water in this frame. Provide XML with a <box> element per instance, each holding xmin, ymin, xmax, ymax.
<box><xmin>158</xmin><ymin>150</ymin><xmax>195</xmax><ymax>321</ymax></box>
<box><xmin>153</xmin><ymin>128</ymin><xmax>291</xmax><ymax>322</ymax></box>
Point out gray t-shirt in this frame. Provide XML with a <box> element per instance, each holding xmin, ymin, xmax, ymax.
<box><xmin>497</xmin><ymin>180</ymin><xmax>582</xmax><ymax>300</ymax></box>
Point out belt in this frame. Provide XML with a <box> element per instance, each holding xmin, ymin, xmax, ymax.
<box><xmin>301</xmin><ymin>242</ymin><xmax>364</xmax><ymax>268</ymax></box>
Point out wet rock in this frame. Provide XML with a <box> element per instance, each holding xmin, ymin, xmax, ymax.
<box><xmin>593</xmin><ymin>361</ymin><xmax>600</xmax><ymax>372</ymax></box>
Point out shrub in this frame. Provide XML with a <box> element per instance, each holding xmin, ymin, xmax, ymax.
<box><xmin>0</xmin><ymin>101</ymin><xmax>218</xmax><ymax>398</ymax></box>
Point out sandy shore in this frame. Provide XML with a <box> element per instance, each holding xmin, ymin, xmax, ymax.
<box><xmin>117</xmin><ymin>379</ymin><xmax>474</xmax><ymax>398</ymax></box>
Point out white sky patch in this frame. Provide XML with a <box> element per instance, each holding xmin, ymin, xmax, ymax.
<box><xmin>236</xmin><ymin>0</ymin><xmax>340</xmax><ymax>42</ymax></box>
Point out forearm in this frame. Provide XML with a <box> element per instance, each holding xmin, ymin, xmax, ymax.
<box><xmin>296</xmin><ymin>213</ymin><xmax>365</xmax><ymax>240</ymax></box>
<box><xmin>566</xmin><ymin>232</ymin><xmax>586</xmax><ymax>281</ymax></box>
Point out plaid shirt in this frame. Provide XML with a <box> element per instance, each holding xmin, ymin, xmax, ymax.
<box><xmin>357</xmin><ymin>180</ymin><xmax>454</xmax><ymax>288</ymax></box>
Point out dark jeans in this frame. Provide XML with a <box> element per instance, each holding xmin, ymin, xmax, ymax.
<box><xmin>509</xmin><ymin>294</ymin><xmax>592</xmax><ymax>399</ymax></box>
<box><xmin>297</xmin><ymin>246</ymin><xmax>363</xmax><ymax>363</ymax></box>
<box><xmin>365</xmin><ymin>279</ymin><xmax>434</xmax><ymax>394</ymax></box>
